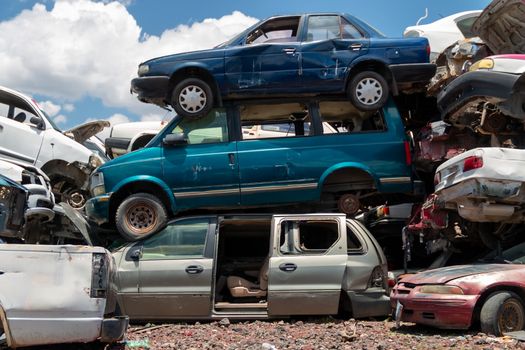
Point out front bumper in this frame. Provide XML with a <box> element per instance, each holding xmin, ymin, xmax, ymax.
<box><xmin>86</xmin><ymin>194</ymin><xmax>111</xmax><ymax>225</ymax></box>
<box><xmin>389</xmin><ymin>63</ymin><xmax>436</xmax><ymax>84</ymax></box>
<box><xmin>100</xmin><ymin>316</ymin><xmax>129</xmax><ymax>343</ymax></box>
<box><xmin>437</xmin><ymin>70</ymin><xmax>525</xmax><ymax>119</ymax></box>
<box><xmin>391</xmin><ymin>288</ymin><xmax>478</xmax><ymax>329</ymax></box>
<box><xmin>130</xmin><ymin>76</ymin><xmax>170</xmax><ymax>103</ymax></box>
<box><xmin>346</xmin><ymin>288</ymin><xmax>391</xmax><ymax>318</ymax></box>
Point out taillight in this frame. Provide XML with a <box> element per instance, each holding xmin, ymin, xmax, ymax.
<box><xmin>382</xmin><ymin>205</ymin><xmax>390</xmax><ymax>217</ymax></box>
<box><xmin>404</xmin><ymin>141</ymin><xmax>412</xmax><ymax>166</ymax></box>
<box><xmin>434</xmin><ymin>172</ymin><xmax>441</xmax><ymax>186</ymax></box>
<box><xmin>388</xmin><ymin>272</ymin><xmax>396</xmax><ymax>288</ymax></box>
<box><xmin>463</xmin><ymin>156</ymin><xmax>483</xmax><ymax>172</ymax></box>
<box><xmin>91</xmin><ymin>252</ymin><xmax>108</xmax><ymax>298</ymax></box>
<box><xmin>426</xmin><ymin>44</ymin><xmax>431</xmax><ymax>59</ymax></box>
<box><xmin>369</xmin><ymin>266</ymin><xmax>386</xmax><ymax>289</ymax></box>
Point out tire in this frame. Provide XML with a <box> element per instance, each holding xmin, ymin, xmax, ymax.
<box><xmin>338</xmin><ymin>193</ymin><xmax>361</xmax><ymax>216</ymax></box>
<box><xmin>480</xmin><ymin>291</ymin><xmax>525</xmax><ymax>336</ymax></box>
<box><xmin>171</xmin><ymin>77</ymin><xmax>214</xmax><ymax>118</ymax></box>
<box><xmin>115</xmin><ymin>193</ymin><xmax>168</xmax><ymax>241</ymax></box>
<box><xmin>348</xmin><ymin>71</ymin><xmax>389</xmax><ymax>111</ymax></box>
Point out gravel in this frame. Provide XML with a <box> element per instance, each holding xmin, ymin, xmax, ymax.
<box><xmin>122</xmin><ymin>318</ymin><xmax>525</xmax><ymax>350</ymax></box>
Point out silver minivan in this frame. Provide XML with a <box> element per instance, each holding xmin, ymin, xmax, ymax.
<box><xmin>111</xmin><ymin>213</ymin><xmax>391</xmax><ymax>320</ymax></box>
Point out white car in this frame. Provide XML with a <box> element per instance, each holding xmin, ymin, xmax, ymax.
<box><xmin>0</xmin><ymin>86</ymin><xmax>109</xmax><ymax>208</ymax></box>
<box><xmin>404</xmin><ymin>10</ymin><xmax>482</xmax><ymax>61</ymax></box>
<box><xmin>434</xmin><ymin>147</ymin><xmax>525</xmax><ymax>222</ymax></box>
<box><xmin>0</xmin><ymin>244</ymin><xmax>127</xmax><ymax>348</ymax></box>
<box><xmin>105</xmin><ymin>120</ymin><xmax>170</xmax><ymax>158</ymax></box>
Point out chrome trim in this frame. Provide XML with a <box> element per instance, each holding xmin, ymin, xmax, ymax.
<box><xmin>174</xmin><ymin>188</ymin><xmax>239</xmax><ymax>198</ymax></box>
<box><xmin>0</xmin><ymin>149</ymin><xmax>34</xmax><ymax>164</ymax></box>
<box><xmin>379</xmin><ymin>177</ymin><xmax>411</xmax><ymax>184</ymax></box>
<box><xmin>241</xmin><ymin>182</ymin><xmax>317</xmax><ymax>194</ymax></box>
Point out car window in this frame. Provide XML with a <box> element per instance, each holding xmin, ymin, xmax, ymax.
<box><xmin>246</xmin><ymin>17</ymin><xmax>300</xmax><ymax>45</ymax></box>
<box><xmin>319</xmin><ymin>101</ymin><xmax>386</xmax><ymax>134</ymax></box>
<box><xmin>0</xmin><ymin>100</ymin><xmax>40</xmax><ymax>127</ymax></box>
<box><xmin>141</xmin><ymin>218</ymin><xmax>209</xmax><ymax>260</ymax></box>
<box><xmin>347</xmin><ymin>224</ymin><xmax>363</xmax><ymax>251</ymax></box>
<box><xmin>170</xmin><ymin>109</ymin><xmax>228</xmax><ymax>144</ymax></box>
<box><xmin>239</xmin><ymin>102</ymin><xmax>313</xmax><ymax>140</ymax></box>
<box><xmin>306</xmin><ymin>15</ymin><xmax>341</xmax><ymax>42</ymax></box>
<box><xmin>279</xmin><ymin>220</ymin><xmax>339</xmax><ymax>255</ymax></box>
<box><xmin>456</xmin><ymin>16</ymin><xmax>478</xmax><ymax>39</ymax></box>
<box><xmin>341</xmin><ymin>18</ymin><xmax>363</xmax><ymax>39</ymax></box>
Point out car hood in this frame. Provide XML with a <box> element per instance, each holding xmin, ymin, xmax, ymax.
<box><xmin>473</xmin><ymin>0</ymin><xmax>525</xmax><ymax>54</ymax></box>
<box><xmin>63</xmin><ymin>120</ymin><xmax>110</xmax><ymax>144</ymax></box>
<box><xmin>399</xmin><ymin>264</ymin><xmax>525</xmax><ymax>285</ymax></box>
<box><xmin>143</xmin><ymin>47</ymin><xmax>225</xmax><ymax>65</ymax></box>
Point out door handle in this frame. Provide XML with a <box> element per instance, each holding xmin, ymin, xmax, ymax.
<box><xmin>185</xmin><ymin>265</ymin><xmax>204</xmax><ymax>274</ymax></box>
<box><xmin>350</xmin><ymin>43</ymin><xmax>362</xmax><ymax>51</ymax></box>
<box><xmin>279</xmin><ymin>263</ymin><xmax>297</xmax><ymax>272</ymax></box>
<box><xmin>282</xmin><ymin>48</ymin><xmax>296</xmax><ymax>54</ymax></box>
<box><xmin>228</xmin><ymin>153</ymin><xmax>235</xmax><ymax>165</ymax></box>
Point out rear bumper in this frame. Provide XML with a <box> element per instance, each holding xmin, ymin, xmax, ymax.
<box><xmin>100</xmin><ymin>316</ymin><xmax>129</xmax><ymax>343</ymax></box>
<box><xmin>389</xmin><ymin>63</ymin><xmax>436</xmax><ymax>84</ymax></box>
<box><xmin>347</xmin><ymin>288</ymin><xmax>391</xmax><ymax>318</ymax></box>
<box><xmin>130</xmin><ymin>76</ymin><xmax>170</xmax><ymax>104</ymax></box>
<box><xmin>391</xmin><ymin>292</ymin><xmax>478</xmax><ymax>329</ymax></box>
<box><xmin>437</xmin><ymin>70</ymin><xmax>525</xmax><ymax>119</ymax></box>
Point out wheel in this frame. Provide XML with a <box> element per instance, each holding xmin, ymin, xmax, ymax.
<box><xmin>338</xmin><ymin>193</ymin><xmax>361</xmax><ymax>216</ymax></box>
<box><xmin>480</xmin><ymin>291</ymin><xmax>525</xmax><ymax>336</ymax></box>
<box><xmin>348</xmin><ymin>71</ymin><xmax>389</xmax><ymax>111</ymax></box>
<box><xmin>51</xmin><ymin>178</ymin><xmax>89</xmax><ymax>210</ymax></box>
<box><xmin>171</xmin><ymin>78</ymin><xmax>213</xmax><ymax>118</ymax></box>
<box><xmin>115</xmin><ymin>193</ymin><xmax>168</xmax><ymax>241</ymax></box>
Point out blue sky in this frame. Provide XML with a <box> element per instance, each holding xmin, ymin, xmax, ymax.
<box><xmin>1</xmin><ymin>0</ymin><xmax>491</xmax><ymax>130</ymax></box>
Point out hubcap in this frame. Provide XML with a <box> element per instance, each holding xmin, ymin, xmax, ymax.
<box><xmin>355</xmin><ymin>77</ymin><xmax>383</xmax><ymax>106</ymax></box>
<box><xmin>499</xmin><ymin>299</ymin><xmax>525</xmax><ymax>333</ymax></box>
<box><xmin>125</xmin><ymin>202</ymin><xmax>157</xmax><ymax>235</ymax></box>
<box><xmin>63</xmin><ymin>188</ymin><xmax>87</xmax><ymax>209</ymax></box>
<box><xmin>178</xmin><ymin>85</ymin><xmax>207</xmax><ymax>113</ymax></box>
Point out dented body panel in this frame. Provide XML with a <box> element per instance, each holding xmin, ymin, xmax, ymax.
<box><xmin>0</xmin><ymin>244</ymin><xmax>127</xmax><ymax>348</ymax></box>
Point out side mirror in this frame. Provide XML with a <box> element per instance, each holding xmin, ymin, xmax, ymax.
<box><xmin>30</xmin><ymin>116</ymin><xmax>45</xmax><ymax>130</ymax></box>
<box><xmin>163</xmin><ymin>133</ymin><xmax>188</xmax><ymax>146</ymax></box>
<box><xmin>129</xmin><ymin>247</ymin><xmax>142</xmax><ymax>261</ymax></box>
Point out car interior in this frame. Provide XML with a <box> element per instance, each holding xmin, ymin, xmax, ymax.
<box><xmin>245</xmin><ymin>16</ymin><xmax>301</xmax><ymax>45</ymax></box>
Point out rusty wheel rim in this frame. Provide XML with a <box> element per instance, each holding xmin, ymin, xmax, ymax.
<box><xmin>124</xmin><ymin>201</ymin><xmax>158</xmax><ymax>235</ymax></box>
<box><xmin>498</xmin><ymin>299</ymin><xmax>525</xmax><ymax>333</ymax></box>
<box><xmin>338</xmin><ymin>193</ymin><xmax>361</xmax><ymax>216</ymax></box>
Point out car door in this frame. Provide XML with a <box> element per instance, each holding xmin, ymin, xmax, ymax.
<box><xmin>0</xmin><ymin>98</ymin><xmax>44</xmax><ymax>164</ymax></box>
<box><xmin>162</xmin><ymin>109</ymin><xmax>241</xmax><ymax>209</ymax></box>
<box><xmin>119</xmin><ymin>217</ymin><xmax>215</xmax><ymax>319</ymax></box>
<box><xmin>267</xmin><ymin>215</ymin><xmax>348</xmax><ymax>316</ymax></box>
<box><xmin>224</xmin><ymin>16</ymin><xmax>303</xmax><ymax>94</ymax></box>
<box><xmin>300</xmin><ymin>15</ymin><xmax>369</xmax><ymax>92</ymax></box>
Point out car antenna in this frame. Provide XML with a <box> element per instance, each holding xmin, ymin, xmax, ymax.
<box><xmin>415</xmin><ymin>8</ymin><xmax>429</xmax><ymax>26</ymax></box>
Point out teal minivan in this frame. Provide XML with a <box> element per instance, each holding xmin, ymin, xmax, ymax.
<box><xmin>87</xmin><ymin>98</ymin><xmax>414</xmax><ymax>240</ymax></box>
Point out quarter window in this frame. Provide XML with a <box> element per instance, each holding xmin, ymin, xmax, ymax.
<box><xmin>141</xmin><ymin>218</ymin><xmax>209</xmax><ymax>260</ymax></box>
<box><xmin>171</xmin><ymin>109</ymin><xmax>228</xmax><ymax>144</ymax></box>
<box><xmin>306</xmin><ymin>15</ymin><xmax>341</xmax><ymax>41</ymax></box>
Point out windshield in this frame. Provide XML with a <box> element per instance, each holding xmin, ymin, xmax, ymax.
<box><xmin>41</xmin><ymin>109</ymin><xmax>62</xmax><ymax>131</ymax></box>
<box><xmin>482</xmin><ymin>242</ymin><xmax>525</xmax><ymax>264</ymax></box>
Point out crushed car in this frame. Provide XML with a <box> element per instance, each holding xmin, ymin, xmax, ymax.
<box><xmin>131</xmin><ymin>13</ymin><xmax>435</xmax><ymax>117</ymax></box>
<box><xmin>86</xmin><ymin>98</ymin><xmax>418</xmax><ymax>240</ymax></box>
<box><xmin>391</xmin><ymin>241</ymin><xmax>525</xmax><ymax>336</ymax></box>
<box><xmin>0</xmin><ymin>244</ymin><xmax>128</xmax><ymax>348</ymax></box>
<box><xmin>0</xmin><ymin>85</ymin><xmax>109</xmax><ymax>209</ymax></box>
<box><xmin>112</xmin><ymin>213</ymin><xmax>392</xmax><ymax>320</ymax></box>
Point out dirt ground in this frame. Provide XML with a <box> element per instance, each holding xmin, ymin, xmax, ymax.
<box><xmin>121</xmin><ymin>318</ymin><xmax>525</xmax><ymax>350</ymax></box>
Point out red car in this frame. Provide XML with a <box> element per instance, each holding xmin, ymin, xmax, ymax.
<box><xmin>391</xmin><ymin>242</ymin><xmax>525</xmax><ymax>336</ymax></box>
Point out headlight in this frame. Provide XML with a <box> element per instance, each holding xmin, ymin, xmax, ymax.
<box><xmin>469</xmin><ymin>58</ymin><xmax>494</xmax><ymax>72</ymax></box>
<box><xmin>138</xmin><ymin>64</ymin><xmax>149</xmax><ymax>76</ymax></box>
<box><xmin>89</xmin><ymin>154</ymin><xmax>104</xmax><ymax>168</ymax></box>
<box><xmin>90</xmin><ymin>172</ymin><xmax>106</xmax><ymax>197</ymax></box>
<box><xmin>419</xmin><ymin>285</ymin><xmax>464</xmax><ymax>295</ymax></box>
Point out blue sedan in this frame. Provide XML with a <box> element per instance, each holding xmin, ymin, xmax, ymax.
<box><xmin>131</xmin><ymin>13</ymin><xmax>435</xmax><ymax>117</ymax></box>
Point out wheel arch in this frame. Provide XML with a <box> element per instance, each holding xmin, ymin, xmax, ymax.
<box><xmin>471</xmin><ymin>284</ymin><xmax>525</xmax><ymax>328</ymax></box>
<box><xmin>345</xmin><ymin>58</ymin><xmax>397</xmax><ymax>95</ymax></box>
<box><xmin>318</xmin><ymin>163</ymin><xmax>379</xmax><ymax>196</ymax></box>
<box><xmin>109</xmin><ymin>177</ymin><xmax>176</xmax><ymax>224</ymax></box>
<box><xmin>169</xmin><ymin>64</ymin><xmax>222</xmax><ymax>106</ymax></box>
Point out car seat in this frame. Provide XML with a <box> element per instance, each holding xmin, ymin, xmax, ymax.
<box><xmin>227</xmin><ymin>256</ymin><xmax>269</xmax><ymax>298</ymax></box>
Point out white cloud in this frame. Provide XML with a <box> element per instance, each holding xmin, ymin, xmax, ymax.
<box><xmin>63</xmin><ymin>103</ymin><xmax>75</xmax><ymax>112</ymax></box>
<box><xmin>53</xmin><ymin>114</ymin><xmax>68</xmax><ymax>124</ymax></box>
<box><xmin>39</xmin><ymin>100</ymin><xmax>61</xmax><ymax>117</ymax></box>
<box><xmin>0</xmin><ymin>1</ymin><xmax>258</xmax><ymax>116</ymax></box>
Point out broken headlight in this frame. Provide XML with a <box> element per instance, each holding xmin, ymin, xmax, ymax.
<box><xmin>89</xmin><ymin>154</ymin><xmax>104</xmax><ymax>168</ymax></box>
<box><xmin>419</xmin><ymin>285</ymin><xmax>464</xmax><ymax>295</ymax></box>
<box><xmin>469</xmin><ymin>58</ymin><xmax>494</xmax><ymax>72</ymax></box>
<box><xmin>91</xmin><ymin>252</ymin><xmax>109</xmax><ymax>298</ymax></box>
<box><xmin>0</xmin><ymin>186</ymin><xmax>12</xmax><ymax>200</ymax></box>
<box><xmin>138</xmin><ymin>64</ymin><xmax>149</xmax><ymax>76</ymax></box>
<box><xmin>90</xmin><ymin>171</ymin><xmax>105</xmax><ymax>197</ymax></box>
